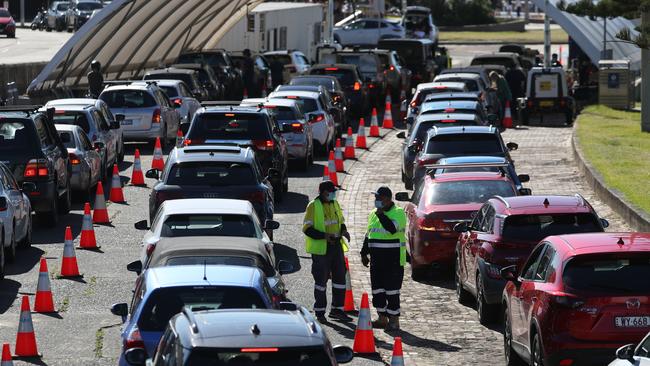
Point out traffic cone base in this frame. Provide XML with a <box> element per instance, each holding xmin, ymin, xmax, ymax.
<box><xmin>109</xmin><ymin>164</ymin><xmax>125</xmax><ymax>203</ymax></box>
<box><xmin>353</xmin><ymin>293</ymin><xmax>377</xmax><ymax>354</ymax></box>
<box><xmin>92</xmin><ymin>182</ymin><xmax>110</xmax><ymax>224</ymax></box>
<box><xmin>151</xmin><ymin>137</ymin><xmax>164</xmax><ymax>171</ymax></box>
<box><xmin>79</xmin><ymin>202</ymin><xmax>99</xmax><ymax>249</ymax></box>
<box><xmin>1</xmin><ymin>343</ymin><xmax>13</xmax><ymax>365</ymax></box>
<box><xmin>34</xmin><ymin>258</ymin><xmax>55</xmax><ymax>313</ymax></box>
<box><xmin>60</xmin><ymin>226</ymin><xmax>82</xmax><ymax>278</ymax></box>
<box><xmin>14</xmin><ymin>296</ymin><xmax>39</xmax><ymax>358</ymax></box>
<box><xmin>131</xmin><ymin>148</ymin><xmax>145</xmax><ymax>186</ymax></box>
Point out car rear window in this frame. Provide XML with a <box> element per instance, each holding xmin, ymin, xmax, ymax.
<box><xmin>167</xmin><ymin>162</ymin><xmax>256</xmax><ymax>186</ymax></box>
<box><xmin>264</xmin><ymin>106</ymin><xmax>300</xmax><ymax>121</ymax></box>
<box><xmin>310</xmin><ymin>68</ymin><xmax>355</xmax><ymax>87</ymax></box>
<box><xmin>139</xmin><ymin>286</ymin><xmax>266</xmax><ymax>331</ymax></box>
<box><xmin>0</xmin><ymin>121</ymin><xmax>36</xmax><ymax>151</ymax></box>
<box><xmin>57</xmin><ymin>131</ymin><xmax>76</xmax><ymax>149</ymax></box>
<box><xmin>414</xmin><ymin>121</ymin><xmax>477</xmax><ymax>141</ymax></box>
<box><xmin>265</xmin><ymin>54</ymin><xmax>292</xmax><ymax>65</ymax></box>
<box><xmin>338</xmin><ymin>54</ymin><xmax>378</xmax><ymax>77</ymax></box>
<box><xmin>439</xmin><ymin>78</ymin><xmax>479</xmax><ymax>92</ymax></box>
<box><xmin>426</xmin><ymin>134</ymin><xmax>503</xmax><ymax>155</ymax></box>
<box><xmin>290</xmin><ymin>77</ymin><xmax>335</xmax><ymax>91</ymax></box>
<box><xmin>427</xmin><ymin>180</ymin><xmax>515</xmax><ymax>205</ymax></box>
<box><xmin>273</xmin><ymin>97</ymin><xmax>318</xmax><ymax>114</ymax></box>
<box><xmin>52</xmin><ymin>111</ymin><xmax>91</xmax><ymax>134</ymax></box>
<box><xmin>471</xmin><ymin>57</ymin><xmax>516</xmax><ymax>69</ymax></box>
<box><xmin>158</xmin><ymin>86</ymin><xmax>178</xmax><ymax>98</ymax></box>
<box><xmin>161</xmin><ymin>214</ymin><xmax>260</xmax><ymax>238</ymax></box>
<box><xmin>502</xmin><ymin>213</ymin><xmax>601</xmax><ymax>242</ymax></box>
<box><xmin>165</xmin><ymin>256</ymin><xmax>256</xmax><ymax>267</ymax></box>
<box><xmin>563</xmin><ymin>254</ymin><xmax>650</xmax><ymax>294</ymax></box>
<box><xmin>190</xmin><ymin>113</ymin><xmax>270</xmax><ymax>140</ymax></box>
<box><xmin>100</xmin><ymin>90</ymin><xmax>157</xmax><ymax>108</ymax></box>
<box><xmin>186</xmin><ymin>347</ymin><xmax>331</xmax><ymax>366</ymax></box>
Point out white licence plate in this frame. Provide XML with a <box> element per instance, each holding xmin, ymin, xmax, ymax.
<box><xmin>615</xmin><ymin>316</ymin><xmax>650</xmax><ymax>328</ymax></box>
<box><xmin>121</xmin><ymin>119</ymin><xmax>133</xmax><ymax>125</ymax></box>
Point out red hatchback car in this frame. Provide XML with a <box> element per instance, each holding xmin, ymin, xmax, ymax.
<box><xmin>0</xmin><ymin>8</ymin><xmax>16</xmax><ymax>38</ymax></box>
<box><xmin>455</xmin><ymin>195</ymin><xmax>609</xmax><ymax>325</ymax></box>
<box><xmin>501</xmin><ymin>232</ymin><xmax>650</xmax><ymax>366</ymax></box>
<box><xmin>396</xmin><ymin>170</ymin><xmax>518</xmax><ymax>279</ymax></box>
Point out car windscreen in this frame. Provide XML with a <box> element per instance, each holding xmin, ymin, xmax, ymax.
<box><xmin>158</xmin><ymin>85</ymin><xmax>178</xmax><ymax>98</ymax></box>
<box><xmin>337</xmin><ymin>54</ymin><xmax>378</xmax><ymax>78</ymax></box>
<box><xmin>100</xmin><ymin>90</ymin><xmax>157</xmax><ymax>108</ymax></box>
<box><xmin>563</xmin><ymin>254</ymin><xmax>650</xmax><ymax>294</ymax></box>
<box><xmin>57</xmin><ymin>131</ymin><xmax>76</xmax><ymax>149</ymax></box>
<box><xmin>291</xmin><ymin>77</ymin><xmax>335</xmax><ymax>91</ymax></box>
<box><xmin>273</xmin><ymin>97</ymin><xmax>318</xmax><ymax>114</ymax></box>
<box><xmin>414</xmin><ymin>121</ymin><xmax>476</xmax><ymax>142</ymax></box>
<box><xmin>161</xmin><ymin>214</ymin><xmax>260</xmax><ymax>238</ymax></box>
<box><xmin>0</xmin><ymin>121</ymin><xmax>36</xmax><ymax>151</ymax></box>
<box><xmin>264</xmin><ymin>54</ymin><xmax>292</xmax><ymax>65</ymax></box>
<box><xmin>167</xmin><ymin>162</ymin><xmax>256</xmax><ymax>186</ymax></box>
<box><xmin>427</xmin><ymin>180</ymin><xmax>515</xmax><ymax>205</ymax></box>
<box><xmin>190</xmin><ymin>113</ymin><xmax>269</xmax><ymax>140</ymax></box>
<box><xmin>438</xmin><ymin>78</ymin><xmax>479</xmax><ymax>92</ymax></box>
<box><xmin>264</xmin><ymin>106</ymin><xmax>300</xmax><ymax>121</ymax></box>
<box><xmin>502</xmin><ymin>213</ymin><xmax>601</xmax><ymax>242</ymax></box>
<box><xmin>186</xmin><ymin>347</ymin><xmax>332</xmax><ymax>366</ymax></box>
<box><xmin>471</xmin><ymin>57</ymin><xmax>516</xmax><ymax>69</ymax></box>
<box><xmin>310</xmin><ymin>68</ymin><xmax>355</xmax><ymax>87</ymax></box>
<box><xmin>426</xmin><ymin>134</ymin><xmax>502</xmax><ymax>155</ymax></box>
<box><xmin>52</xmin><ymin>111</ymin><xmax>91</xmax><ymax>134</ymax></box>
<box><xmin>76</xmin><ymin>2</ymin><xmax>103</xmax><ymax>11</ymax></box>
<box><xmin>144</xmin><ymin>73</ymin><xmax>194</xmax><ymax>87</ymax></box>
<box><xmin>139</xmin><ymin>286</ymin><xmax>266</xmax><ymax>331</ymax></box>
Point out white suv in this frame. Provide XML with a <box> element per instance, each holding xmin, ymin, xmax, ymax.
<box><xmin>263</xmin><ymin>50</ymin><xmax>310</xmax><ymax>82</ymax></box>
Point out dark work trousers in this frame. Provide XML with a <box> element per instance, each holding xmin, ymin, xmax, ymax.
<box><xmin>370</xmin><ymin>247</ymin><xmax>404</xmax><ymax>316</ymax></box>
<box><xmin>311</xmin><ymin>242</ymin><xmax>346</xmax><ymax>316</ymax></box>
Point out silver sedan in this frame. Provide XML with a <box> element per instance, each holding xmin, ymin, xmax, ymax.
<box><xmin>0</xmin><ymin>162</ymin><xmax>32</xmax><ymax>277</ymax></box>
<box><xmin>55</xmin><ymin>124</ymin><xmax>103</xmax><ymax>201</ymax></box>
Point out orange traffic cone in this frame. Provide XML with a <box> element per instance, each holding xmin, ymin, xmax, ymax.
<box><xmin>391</xmin><ymin>337</ymin><xmax>405</xmax><ymax>366</ymax></box>
<box><xmin>151</xmin><ymin>137</ymin><xmax>164</xmax><ymax>171</ymax></box>
<box><xmin>322</xmin><ymin>165</ymin><xmax>330</xmax><ymax>182</ymax></box>
<box><xmin>369</xmin><ymin>108</ymin><xmax>380</xmax><ymax>137</ymax></box>
<box><xmin>131</xmin><ymin>148</ymin><xmax>145</xmax><ymax>186</ymax></box>
<box><xmin>14</xmin><ymin>296</ymin><xmax>39</xmax><ymax>357</ymax></box>
<box><xmin>79</xmin><ymin>203</ymin><xmax>98</xmax><ymax>249</ymax></box>
<box><xmin>344</xmin><ymin>127</ymin><xmax>356</xmax><ymax>159</ymax></box>
<box><xmin>383</xmin><ymin>100</ymin><xmax>394</xmax><ymax>129</ymax></box>
<box><xmin>503</xmin><ymin>100</ymin><xmax>513</xmax><ymax>129</ymax></box>
<box><xmin>334</xmin><ymin>139</ymin><xmax>344</xmax><ymax>172</ymax></box>
<box><xmin>60</xmin><ymin>226</ymin><xmax>81</xmax><ymax>278</ymax></box>
<box><xmin>343</xmin><ymin>257</ymin><xmax>356</xmax><ymax>312</ymax></box>
<box><xmin>34</xmin><ymin>258</ymin><xmax>55</xmax><ymax>313</ymax></box>
<box><xmin>175</xmin><ymin>129</ymin><xmax>184</xmax><ymax>148</ymax></box>
<box><xmin>109</xmin><ymin>164</ymin><xmax>125</xmax><ymax>203</ymax></box>
<box><xmin>92</xmin><ymin>182</ymin><xmax>109</xmax><ymax>224</ymax></box>
<box><xmin>327</xmin><ymin>151</ymin><xmax>338</xmax><ymax>186</ymax></box>
<box><xmin>355</xmin><ymin>119</ymin><xmax>367</xmax><ymax>149</ymax></box>
<box><xmin>1</xmin><ymin>343</ymin><xmax>13</xmax><ymax>366</ymax></box>
<box><xmin>353</xmin><ymin>293</ymin><xmax>376</xmax><ymax>354</ymax></box>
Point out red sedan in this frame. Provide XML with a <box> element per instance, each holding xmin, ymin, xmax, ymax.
<box><xmin>501</xmin><ymin>232</ymin><xmax>650</xmax><ymax>366</ymax></box>
<box><xmin>0</xmin><ymin>8</ymin><xmax>16</xmax><ymax>38</ymax></box>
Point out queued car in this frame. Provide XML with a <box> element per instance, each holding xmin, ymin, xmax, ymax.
<box><xmin>404</xmin><ymin>82</ymin><xmax>469</xmax><ymax>126</ymax></box>
<box><xmin>230</xmin><ymin>51</ymin><xmax>272</xmax><ymax>97</ymax></box>
<box><xmin>405</xmin><ymin>92</ymin><xmax>485</xmax><ymax>133</ymax></box>
<box><xmin>274</xmin><ymin>85</ymin><xmax>345</xmax><ymax>136</ymax></box>
<box><xmin>309</xmin><ymin>64</ymin><xmax>369</xmax><ymax>118</ymax></box>
<box><xmin>402</xmin><ymin>6</ymin><xmax>439</xmax><ymax>46</ymax></box>
<box><xmin>439</xmin><ymin>66</ymin><xmax>490</xmax><ymax>89</ymax></box>
<box><xmin>609</xmin><ymin>331</ymin><xmax>650</xmax><ymax>365</ymax></box>
<box><xmin>170</xmin><ymin>63</ymin><xmax>224</xmax><ymax>101</ymax></box>
<box><xmin>99</xmin><ymin>81</ymin><xmax>181</xmax><ymax>147</ymax></box>
<box><xmin>375</xmin><ymin>49</ymin><xmax>412</xmax><ymax>101</ymax></box>
<box><xmin>66</xmin><ymin>0</ymin><xmax>103</xmax><ymax>31</ymax></box>
<box><xmin>378</xmin><ymin>38</ymin><xmax>437</xmax><ymax>88</ymax></box>
<box><xmin>395</xmin><ymin>169</ymin><xmax>519</xmax><ymax>279</ymax></box>
<box><xmin>0</xmin><ymin>107</ymin><xmax>71</xmax><ymax>226</ymax></box>
<box><xmin>263</xmin><ymin>50</ymin><xmax>311</xmax><ymax>81</ymax></box>
<box><xmin>501</xmin><ymin>233</ymin><xmax>650</xmax><ymax>366</ymax></box>
<box><xmin>434</xmin><ymin>72</ymin><xmax>488</xmax><ymax>96</ymax></box>
<box><xmin>146</xmin><ymin>146</ymin><xmax>276</xmax><ymax>232</ymax></box>
<box><xmin>0</xmin><ymin>162</ymin><xmax>33</xmax><ymax>274</ymax></box>
<box><xmin>333</xmin><ymin>18</ymin><xmax>404</xmax><ymax>46</ymax></box>
<box><xmin>416</xmin><ymin>99</ymin><xmax>491</xmax><ymax>125</ymax></box>
<box><xmin>111</xmin><ymin>265</ymin><xmax>279</xmax><ymax>366</ymax></box>
<box><xmin>55</xmin><ymin>124</ymin><xmax>102</xmax><ymax>200</ymax></box>
<box><xmin>182</xmin><ymin>106</ymin><xmax>289</xmax><ymax>199</ymax></box>
<box><xmin>432</xmin><ymin>156</ymin><xmax>530</xmax><ymax>192</ymax></box>
<box><xmin>0</xmin><ymin>8</ymin><xmax>15</xmax><ymax>38</ymax></box>
<box><xmin>517</xmin><ymin>67</ymin><xmax>575</xmax><ymax>126</ymax></box>
<box><xmin>143</xmin><ymin>68</ymin><xmax>208</xmax><ymax>101</ymax></box>
<box><xmin>330</xmin><ymin>50</ymin><xmax>387</xmax><ymax>110</ymax></box>
<box><xmin>411</xmin><ymin>125</ymin><xmax>518</xmax><ymax>187</ymax></box>
<box><xmin>148</xmin><ymin>79</ymin><xmax>201</xmax><ymax>127</ymax></box>
<box><xmin>46</xmin><ymin>1</ymin><xmax>69</xmax><ymax>32</ymax></box>
<box><xmin>177</xmin><ymin>50</ymin><xmax>245</xmax><ymax>100</ymax></box>
<box><xmin>143</xmin><ymin>307</ymin><xmax>354</xmax><ymax>366</ymax></box>
<box><xmin>455</xmin><ymin>195</ymin><xmax>608</xmax><ymax>324</ymax></box>
<box><xmin>289</xmin><ymin>75</ymin><xmax>349</xmax><ymax>122</ymax></box>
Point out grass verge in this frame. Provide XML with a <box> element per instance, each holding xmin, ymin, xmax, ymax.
<box><xmin>94</xmin><ymin>328</ymin><xmax>104</xmax><ymax>358</ymax></box>
<box><xmin>575</xmin><ymin>105</ymin><xmax>650</xmax><ymax>214</ymax></box>
<box><xmin>439</xmin><ymin>29</ymin><xmax>568</xmax><ymax>43</ymax></box>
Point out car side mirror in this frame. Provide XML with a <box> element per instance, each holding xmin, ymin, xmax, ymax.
<box><xmin>487</xmin><ymin>114</ymin><xmax>498</xmax><ymax>123</ymax></box>
<box><xmin>453</xmin><ymin>222</ymin><xmax>469</xmax><ymax>233</ymax></box>
<box><xmin>278</xmin><ymin>301</ymin><xmax>298</xmax><ymax>311</ymax></box>
<box><xmin>500</xmin><ymin>265</ymin><xmax>519</xmax><ymax>283</ymax></box>
<box><xmin>518</xmin><ymin>188</ymin><xmax>532</xmax><ymax>196</ymax></box>
<box><xmin>134</xmin><ymin>220</ymin><xmax>149</xmax><ymax>230</ymax></box>
<box><xmin>332</xmin><ymin>345</ymin><xmax>354</xmax><ymax>364</ymax></box>
<box><xmin>124</xmin><ymin>348</ymin><xmax>146</xmax><ymax>366</ymax></box>
<box><xmin>126</xmin><ymin>260</ymin><xmax>143</xmax><ymax>275</ymax></box>
<box><xmin>266</xmin><ymin>168</ymin><xmax>280</xmax><ymax>180</ymax></box>
<box><xmin>94</xmin><ymin>141</ymin><xmax>105</xmax><ymax>151</ymax></box>
<box><xmin>180</xmin><ymin>123</ymin><xmax>190</xmax><ymax>136</ymax></box>
<box><xmin>517</xmin><ymin>174</ymin><xmax>530</xmax><ymax>183</ymax></box>
<box><xmin>277</xmin><ymin>260</ymin><xmax>294</xmax><ymax>275</ymax></box>
<box><xmin>396</xmin><ymin>131</ymin><xmax>406</xmax><ymax>139</ymax></box>
<box><xmin>395</xmin><ymin>192</ymin><xmax>410</xmax><ymax>202</ymax></box>
<box><xmin>110</xmin><ymin>303</ymin><xmax>128</xmax><ymax>323</ymax></box>
<box><xmin>507</xmin><ymin>142</ymin><xmax>519</xmax><ymax>151</ymax></box>
<box><xmin>115</xmin><ymin>114</ymin><xmax>125</xmax><ymax>123</ymax></box>
<box><xmin>601</xmin><ymin>218</ymin><xmax>610</xmax><ymax>228</ymax></box>
<box><xmin>264</xmin><ymin>219</ymin><xmax>280</xmax><ymax>230</ymax></box>
<box><xmin>21</xmin><ymin>182</ymin><xmax>37</xmax><ymax>193</ymax></box>
<box><xmin>145</xmin><ymin>169</ymin><xmax>159</xmax><ymax>180</ymax></box>
<box><xmin>615</xmin><ymin>343</ymin><xmax>635</xmax><ymax>362</ymax></box>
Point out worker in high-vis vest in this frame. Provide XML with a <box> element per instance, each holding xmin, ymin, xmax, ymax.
<box><xmin>303</xmin><ymin>180</ymin><xmax>351</xmax><ymax>323</ymax></box>
<box><xmin>360</xmin><ymin>186</ymin><xmax>407</xmax><ymax>332</ymax></box>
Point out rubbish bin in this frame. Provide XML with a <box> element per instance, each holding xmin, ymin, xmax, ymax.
<box><xmin>598</xmin><ymin>60</ymin><xmax>633</xmax><ymax>109</ymax></box>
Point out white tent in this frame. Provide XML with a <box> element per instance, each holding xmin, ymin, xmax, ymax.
<box><xmin>28</xmin><ymin>0</ymin><xmax>262</xmax><ymax>95</ymax></box>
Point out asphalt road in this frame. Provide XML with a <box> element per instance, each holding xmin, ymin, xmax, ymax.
<box><xmin>0</xmin><ymin>28</ymin><xmax>72</xmax><ymax>65</ymax></box>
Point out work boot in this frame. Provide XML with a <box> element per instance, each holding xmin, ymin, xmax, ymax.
<box><xmin>316</xmin><ymin>313</ymin><xmax>328</xmax><ymax>324</ymax></box>
<box><xmin>385</xmin><ymin>315</ymin><xmax>400</xmax><ymax>332</ymax></box>
<box><xmin>371</xmin><ymin>314</ymin><xmax>389</xmax><ymax>329</ymax></box>
<box><xmin>329</xmin><ymin>309</ymin><xmax>352</xmax><ymax>322</ymax></box>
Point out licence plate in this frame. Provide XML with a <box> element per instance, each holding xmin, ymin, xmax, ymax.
<box><xmin>539</xmin><ymin>100</ymin><xmax>554</xmax><ymax>107</ymax></box>
<box><xmin>121</xmin><ymin>119</ymin><xmax>133</xmax><ymax>125</ymax></box>
<box><xmin>615</xmin><ymin>316</ymin><xmax>650</xmax><ymax>328</ymax></box>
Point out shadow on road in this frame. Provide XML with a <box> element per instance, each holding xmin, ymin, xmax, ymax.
<box><xmin>6</xmin><ymin>246</ymin><xmax>45</xmax><ymax>276</ymax></box>
<box><xmin>398</xmin><ymin>329</ymin><xmax>462</xmax><ymax>352</ymax></box>
<box><xmin>275</xmin><ymin>192</ymin><xmax>309</xmax><ymax>214</ymax></box>
<box><xmin>273</xmin><ymin>242</ymin><xmax>301</xmax><ymax>273</ymax></box>
<box><xmin>0</xmin><ymin>278</ymin><xmax>21</xmax><ymax>313</ymax></box>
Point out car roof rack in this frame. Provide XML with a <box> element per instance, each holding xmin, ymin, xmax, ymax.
<box><xmin>181</xmin><ymin>306</ymin><xmax>200</xmax><ymax>334</ymax></box>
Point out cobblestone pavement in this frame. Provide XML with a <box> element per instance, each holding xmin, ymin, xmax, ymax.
<box><xmin>335</xmin><ymin>123</ymin><xmax>630</xmax><ymax>365</ymax></box>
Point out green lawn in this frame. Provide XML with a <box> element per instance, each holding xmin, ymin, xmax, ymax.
<box><xmin>439</xmin><ymin>29</ymin><xmax>568</xmax><ymax>43</ymax></box>
<box><xmin>575</xmin><ymin>105</ymin><xmax>650</xmax><ymax>215</ymax></box>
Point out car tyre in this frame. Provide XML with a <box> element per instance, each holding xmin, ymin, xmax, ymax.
<box><xmin>404</xmin><ymin>175</ymin><xmax>413</xmax><ymax>190</ymax></box>
<box><xmin>5</xmin><ymin>226</ymin><xmax>16</xmax><ymax>263</ymax></box>
<box><xmin>477</xmin><ymin>274</ymin><xmax>498</xmax><ymax>325</ymax></box>
<box><xmin>531</xmin><ymin>332</ymin><xmax>545</xmax><ymax>366</ymax></box>
<box><xmin>455</xmin><ymin>256</ymin><xmax>472</xmax><ymax>304</ymax></box>
<box><xmin>18</xmin><ymin>215</ymin><xmax>32</xmax><ymax>249</ymax></box>
<box><xmin>504</xmin><ymin>309</ymin><xmax>526</xmax><ymax>366</ymax></box>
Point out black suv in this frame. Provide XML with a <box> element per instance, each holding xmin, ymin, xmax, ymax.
<box><xmin>178</xmin><ymin>50</ymin><xmax>244</xmax><ymax>100</ymax></box>
<box><xmin>378</xmin><ymin>38</ymin><xmax>437</xmax><ymax>89</ymax></box>
<box><xmin>170</xmin><ymin>63</ymin><xmax>224</xmax><ymax>101</ymax></box>
<box><xmin>0</xmin><ymin>106</ymin><xmax>71</xmax><ymax>226</ymax></box>
<box><xmin>331</xmin><ymin>50</ymin><xmax>387</xmax><ymax>110</ymax></box>
<box><xmin>138</xmin><ymin>306</ymin><xmax>353</xmax><ymax>366</ymax></box>
<box><xmin>182</xmin><ymin>106</ymin><xmax>289</xmax><ymax>201</ymax></box>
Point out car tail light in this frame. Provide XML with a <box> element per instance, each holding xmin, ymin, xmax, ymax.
<box><xmin>124</xmin><ymin>326</ymin><xmax>145</xmax><ymax>350</ymax></box>
<box><xmin>389</xmin><ymin>65</ymin><xmax>395</xmax><ymax>71</ymax></box>
<box><xmin>559</xmin><ymin>99</ymin><xmax>566</xmax><ymax>107</ymax></box>
<box><xmin>253</xmin><ymin>139</ymin><xmax>274</xmax><ymax>150</ymax></box>
<box><xmin>368</xmin><ymin>83</ymin><xmax>375</xmax><ymax>89</ymax></box>
<box><xmin>311</xmin><ymin>114</ymin><xmax>325</xmax><ymax>123</ymax></box>
<box><xmin>69</xmin><ymin>153</ymin><xmax>81</xmax><ymax>165</ymax></box>
<box><xmin>444</xmin><ymin>108</ymin><xmax>455</xmax><ymax>113</ymax></box>
<box><xmin>156</xmin><ymin>191</ymin><xmax>184</xmax><ymax>205</ymax></box>
<box><xmin>410</xmin><ymin>93</ymin><xmax>422</xmax><ymax>108</ymax></box>
<box><xmin>433</xmin><ymin>85</ymin><xmax>447</xmax><ymax>90</ymax></box>
<box><xmin>441</xmin><ymin>119</ymin><xmax>457</xmax><ymax>123</ymax></box>
<box><xmin>241</xmin><ymin>348</ymin><xmax>278</xmax><ymax>353</ymax></box>
<box><xmin>291</xmin><ymin>123</ymin><xmax>303</xmax><ymax>133</ymax></box>
<box><xmin>353</xmin><ymin>82</ymin><xmax>361</xmax><ymax>91</ymax></box>
<box><xmin>325</xmin><ymin>67</ymin><xmax>339</xmax><ymax>71</ymax></box>
<box><xmin>173</xmin><ymin>98</ymin><xmax>183</xmax><ymax>106</ymax></box>
<box><xmin>527</xmin><ymin>100</ymin><xmax>534</xmax><ymax>108</ymax></box>
<box><xmin>416</xmin><ymin>157</ymin><xmax>437</xmax><ymax>166</ymax></box>
<box><xmin>418</xmin><ymin>217</ymin><xmax>450</xmax><ymax>232</ymax></box>
<box><xmin>152</xmin><ymin>109</ymin><xmax>161</xmax><ymax>124</ymax></box>
<box><xmin>550</xmin><ymin>292</ymin><xmax>585</xmax><ymax>309</ymax></box>
<box><xmin>183</xmin><ymin>138</ymin><xmax>204</xmax><ymax>146</ymax></box>
<box><xmin>244</xmin><ymin>191</ymin><xmax>265</xmax><ymax>203</ymax></box>
<box><xmin>24</xmin><ymin>159</ymin><xmax>48</xmax><ymax>178</ymax></box>
<box><xmin>559</xmin><ymin>360</ymin><xmax>574</xmax><ymax>366</ymax></box>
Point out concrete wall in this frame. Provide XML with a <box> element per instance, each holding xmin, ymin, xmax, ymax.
<box><xmin>0</xmin><ymin>62</ymin><xmax>46</xmax><ymax>100</ymax></box>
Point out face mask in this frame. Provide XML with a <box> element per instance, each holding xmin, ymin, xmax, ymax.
<box><xmin>327</xmin><ymin>192</ymin><xmax>336</xmax><ymax>201</ymax></box>
<box><xmin>374</xmin><ymin>200</ymin><xmax>383</xmax><ymax>209</ymax></box>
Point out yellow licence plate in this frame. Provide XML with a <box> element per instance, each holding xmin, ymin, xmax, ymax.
<box><xmin>539</xmin><ymin>100</ymin><xmax>554</xmax><ymax>107</ymax></box>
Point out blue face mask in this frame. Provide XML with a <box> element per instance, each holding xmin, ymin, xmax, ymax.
<box><xmin>328</xmin><ymin>192</ymin><xmax>336</xmax><ymax>201</ymax></box>
<box><xmin>374</xmin><ymin>200</ymin><xmax>383</xmax><ymax>209</ymax></box>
